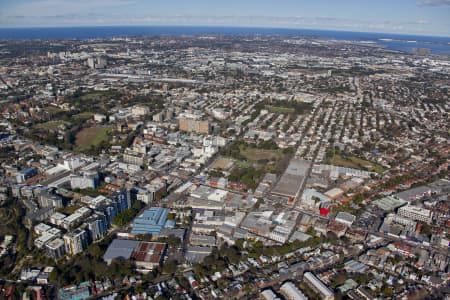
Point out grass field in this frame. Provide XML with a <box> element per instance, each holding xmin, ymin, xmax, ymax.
<box><xmin>75</xmin><ymin>126</ymin><xmax>112</xmax><ymax>151</ymax></box>
<box><xmin>36</xmin><ymin>120</ymin><xmax>70</xmax><ymax>130</ymax></box>
<box><xmin>266</xmin><ymin>105</ymin><xmax>295</xmax><ymax>114</ymax></box>
<box><xmin>240</xmin><ymin>147</ymin><xmax>283</xmax><ymax>161</ymax></box>
<box><xmin>329</xmin><ymin>154</ymin><xmax>384</xmax><ymax>173</ymax></box>
<box><xmin>72</xmin><ymin>112</ymin><xmax>95</xmax><ymax>121</ymax></box>
<box><xmin>235</xmin><ymin>160</ymin><xmax>252</xmax><ymax>168</ymax></box>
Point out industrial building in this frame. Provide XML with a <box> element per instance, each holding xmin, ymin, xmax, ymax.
<box><xmin>324</xmin><ymin>188</ymin><xmax>345</xmax><ymax>200</ymax></box>
<box><xmin>397</xmin><ymin>205</ymin><xmax>433</xmax><ymax>224</ymax></box>
<box><xmin>271</xmin><ymin>159</ymin><xmax>311</xmax><ymax>200</ymax></box>
<box><xmin>103</xmin><ymin>239</ymin><xmax>166</xmax><ymax>270</ymax></box>
<box><xmin>372</xmin><ymin>196</ymin><xmax>406</xmax><ymax>211</ymax></box>
<box><xmin>131</xmin><ymin>207</ymin><xmax>170</xmax><ymax>235</ymax></box>
<box><xmin>335</xmin><ymin>212</ymin><xmax>356</xmax><ymax>227</ymax></box>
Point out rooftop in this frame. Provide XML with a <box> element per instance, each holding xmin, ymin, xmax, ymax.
<box><xmin>103</xmin><ymin>239</ymin><xmax>140</xmax><ymax>262</ymax></box>
<box><xmin>271</xmin><ymin>159</ymin><xmax>311</xmax><ymax>198</ymax></box>
<box><xmin>373</xmin><ymin>196</ymin><xmax>406</xmax><ymax>211</ymax></box>
<box><xmin>131</xmin><ymin>207</ymin><xmax>169</xmax><ymax>235</ymax></box>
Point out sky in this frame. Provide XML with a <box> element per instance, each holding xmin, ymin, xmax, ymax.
<box><xmin>0</xmin><ymin>0</ymin><xmax>449</xmax><ymax>37</ymax></box>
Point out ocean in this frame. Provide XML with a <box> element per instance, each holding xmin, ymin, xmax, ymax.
<box><xmin>0</xmin><ymin>26</ymin><xmax>449</xmax><ymax>55</ymax></box>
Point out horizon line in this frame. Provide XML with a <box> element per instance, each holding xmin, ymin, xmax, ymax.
<box><xmin>0</xmin><ymin>24</ymin><xmax>449</xmax><ymax>39</ymax></box>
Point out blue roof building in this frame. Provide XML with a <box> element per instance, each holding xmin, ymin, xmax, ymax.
<box><xmin>131</xmin><ymin>207</ymin><xmax>169</xmax><ymax>235</ymax></box>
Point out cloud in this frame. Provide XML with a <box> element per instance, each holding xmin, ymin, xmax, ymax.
<box><xmin>417</xmin><ymin>0</ymin><xmax>450</xmax><ymax>6</ymax></box>
<box><xmin>0</xmin><ymin>11</ymin><xmax>447</xmax><ymax>36</ymax></box>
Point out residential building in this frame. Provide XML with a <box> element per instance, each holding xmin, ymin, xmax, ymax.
<box><xmin>45</xmin><ymin>238</ymin><xmax>66</xmax><ymax>259</ymax></box>
<box><xmin>38</xmin><ymin>191</ymin><xmax>64</xmax><ymax>209</ymax></box>
<box><xmin>304</xmin><ymin>272</ymin><xmax>334</xmax><ymax>300</ymax></box>
<box><xmin>63</xmin><ymin>228</ymin><xmax>89</xmax><ymax>256</ymax></box>
<box><xmin>179</xmin><ymin>117</ymin><xmax>210</xmax><ymax>134</ymax></box>
<box><xmin>261</xmin><ymin>289</ymin><xmax>281</xmax><ymax>300</ymax></box>
<box><xmin>70</xmin><ymin>171</ymin><xmax>99</xmax><ymax>190</ymax></box>
<box><xmin>84</xmin><ymin>213</ymin><xmax>107</xmax><ymax>242</ymax></box>
<box><xmin>280</xmin><ymin>281</ymin><xmax>308</xmax><ymax>300</ymax></box>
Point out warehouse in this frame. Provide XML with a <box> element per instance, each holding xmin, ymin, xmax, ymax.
<box><xmin>271</xmin><ymin>159</ymin><xmax>311</xmax><ymax>199</ymax></box>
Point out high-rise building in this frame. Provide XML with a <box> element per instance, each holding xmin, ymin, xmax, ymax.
<box><xmin>38</xmin><ymin>191</ymin><xmax>64</xmax><ymax>208</ymax></box>
<box><xmin>98</xmin><ymin>204</ymin><xmax>117</xmax><ymax>227</ymax></box>
<box><xmin>87</xmin><ymin>56</ymin><xmax>107</xmax><ymax>69</ymax></box>
<box><xmin>84</xmin><ymin>213</ymin><xmax>107</xmax><ymax>242</ymax></box>
<box><xmin>63</xmin><ymin>228</ymin><xmax>88</xmax><ymax>256</ymax></box>
<box><xmin>112</xmin><ymin>188</ymin><xmax>132</xmax><ymax>212</ymax></box>
<box><xmin>45</xmin><ymin>238</ymin><xmax>66</xmax><ymax>259</ymax></box>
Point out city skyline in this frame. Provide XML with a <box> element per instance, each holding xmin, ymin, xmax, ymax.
<box><xmin>1</xmin><ymin>0</ymin><xmax>450</xmax><ymax>37</ymax></box>
<box><xmin>0</xmin><ymin>2</ymin><xmax>449</xmax><ymax>298</ymax></box>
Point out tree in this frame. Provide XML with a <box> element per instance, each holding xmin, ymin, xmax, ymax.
<box><xmin>282</xmin><ymin>147</ymin><xmax>294</xmax><ymax>154</ymax></box>
<box><xmin>176</xmin><ymin>276</ymin><xmax>190</xmax><ymax>290</ymax></box>
<box><xmin>219</xmin><ymin>246</ymin><xmax>241</xmax><ymax>265</ymax></box>
<box><xmin>49</xmin><ymin>269</ymin><xmax>60</xmax><ymax>283</ymax></box>
<box><xmin>234</xmin><ymin>239</ymin><xmax>245</xmax><ymax>251</ymax></box>
<box><xmin>162</xmin><ymin>260</ymin><xmax>178</xmax><ymax>274</ymax></box>
<box><xmin>157</xmin><ymin>236</ymin><xmax>181</xmax><ymax>246</ymax></box>
<box><xmin>381</xmin><ymin>286</ymin><xmax>393</xmax><ymax>297</ymax></box>
<box><xmin>88</xmin><ymin>244</ymin><xmax>103</xmax><ymax>259</ymax></box>
<box><xmin>216</xmin><ymin>278</ymin><xmax>230</xmax><ymax>289</ymax></box>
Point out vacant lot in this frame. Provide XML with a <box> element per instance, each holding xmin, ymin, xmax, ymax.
<box><xmin>329</xmin><ymin>154</ymin><xmax>384</xmax><ymax>173</ymax></box>
<box><xmin>75</xmin><ymin>126</ymin><xmax>112</xmax><ymax>151</ymax></box>
<box><xmin>210</xmin><ymin>156</ymin><xmax>235</xmax><ymax>170</ymax></box>
<box><xmin>240</xmin><ymin>147</ymin><xmax>283</xmax><ymax>161</ymax></box>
